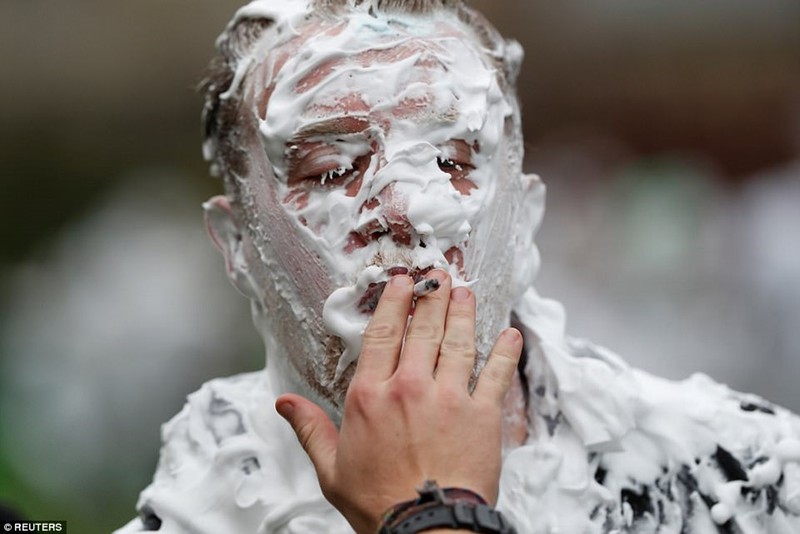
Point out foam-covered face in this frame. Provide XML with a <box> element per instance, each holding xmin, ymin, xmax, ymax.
<box><xmin>236</xmin><ymin>11</ymin><xmax>528</xmax><ymax>410</ymax></box>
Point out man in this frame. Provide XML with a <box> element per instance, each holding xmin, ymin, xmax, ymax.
<box><xmin>118</xmin><ymin>1</ymin><xmax>800</xmax><ymax>532</ymax></box>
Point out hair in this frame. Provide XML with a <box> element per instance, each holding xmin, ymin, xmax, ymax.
<box><xmin>200</xmin><ymin>0</ymin><xmax>523</xmax><ymax>184</ymax></box>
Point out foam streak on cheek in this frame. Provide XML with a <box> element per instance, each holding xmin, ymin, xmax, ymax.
<box><xmin>242</xmin><ymin>168</ymin><xmax>330</xmax><ymax>323</ymax></box>
<box><xmin>322</xmin><ymin>266</ymin><xmax>386</xmax><ymax>381</ymax></box>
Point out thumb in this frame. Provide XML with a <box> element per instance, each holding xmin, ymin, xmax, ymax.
<box><xmin>275</xmin><ymin>393</ymin><xmax>338</xmax><ymax>486</ymax></box>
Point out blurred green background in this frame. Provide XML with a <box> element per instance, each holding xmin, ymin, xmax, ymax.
<box><xmin>1</xmin><ymin>1</ymin><xmax>799</xmax><ymax>532</ymax></box>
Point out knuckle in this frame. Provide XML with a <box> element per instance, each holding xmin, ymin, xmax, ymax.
<box><xmin>390</xmin><ymin>371</ymin><xmax>428</xmax><ymax>400</ymax></box>
<box><xmin>482</xmin><ymin>363</ymin><xmax>507</xmax><ymax>385</ymax></box>
<box><xmin>447</xmin><ymin>305</ymin><xmax>475</xmax><ymax>320</ymax></box>
<box><xmin>296</xmin><ymin>418</ymin><xmax>319</xmax><ymax>452</ymax></box>
<box><xmin>406</xmin><ymin>322</ymin><xmax>442</xmax><ymax>342</ymax></box>
<box><xmin>438</xmin><ymin>385</ymin><xmax>466</xmax><ymax>410</ymax></box>
<box><xmin>345</xmin><ymin>381</ymin><xmax>376</xmax><ymax>413</ymax></box>
<box><xmin>479</xmin><ymin>361</ymin><xmax>514</xmax><ymax>394</ymax></box>
<box><xmin>492</xmin><ymin>349</ymin><xmax>520</xmax><ymax>370</ymax></box>
<box><xmin>440</xmin><ymin>337</ymin><xmax>475</xmax><ymax>357</ymax></box>
<box><xmin>363</xmin><ymin>321</ymin><xmax>404</xmax><ymax>343</ymax></box>
<box><xmin>497</xmin><ymin>341</ymin><xmax>522</xmax><ymax>361</ymax></box>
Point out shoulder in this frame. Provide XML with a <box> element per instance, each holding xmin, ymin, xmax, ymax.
<box><xmin>607</xmin><ymin>370</ymin><xmax>800</xmax><ymax>532</ymax></box>
<box><xmin>116</xmin><ymin>372</ymin><xmax>352</xmax><ymax>534</ymax></box>
<box><xmin>502</xmin><ymin>337</ymin><xmax>800</xmax><ymax>533</ymax></box>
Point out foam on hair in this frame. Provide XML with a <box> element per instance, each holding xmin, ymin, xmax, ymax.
<box><xmin>200</xmin><ymin>0</ymin><xmax>523</xmax><ymax>183</ymax></box>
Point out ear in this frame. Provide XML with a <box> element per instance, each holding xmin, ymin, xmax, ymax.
<box><xmin>203</xmin><ymin>195</ymin><xmax>262</xmax><ymax>301</ymax></box>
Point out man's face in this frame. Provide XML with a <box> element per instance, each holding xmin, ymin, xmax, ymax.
<box><xmin>236</xmin><ymin>10</ymin><xmax>525</xmax><ymax>406</ymax></box>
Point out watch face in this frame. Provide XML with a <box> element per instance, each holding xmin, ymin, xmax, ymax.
<box><xmin>381</xmin><ymin>482</ymin><xmax>515</xmax><ymax>534</ymax></box>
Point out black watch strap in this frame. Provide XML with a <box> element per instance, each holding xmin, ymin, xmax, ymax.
<box><xmin>382</xmin><ymin>501</ymin><xmax>517</xmax><ymax>534</ymax></box>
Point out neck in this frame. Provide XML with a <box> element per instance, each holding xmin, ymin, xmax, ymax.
<box><xmin>502</xmin><ymin>369</ymin><xmax>530</xmax><ymax>449</ymax></box>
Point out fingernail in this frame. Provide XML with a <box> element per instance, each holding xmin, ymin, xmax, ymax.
<box><xmin>276</xmin><ymin>400</ymin><xmax>294</xmax><ymax>420</ymax></box>
<box><xmin>430</xmin><ymin>269</ymin><xmax>449</xmax><ymax>283</ymax></box>
<box><xmin>451</xmin><ymin>287</ymin><xmax>471</xmax><ymax>301</ymax></box>
<box><xmin>392</xmin><ymin>274</ymin><xmax>411</xmax><ymax>287</ymax></box>
<box><xmin>503</xmin><ymin>328</ymin><xmax>522</xmax><ymax>343</ymax></box>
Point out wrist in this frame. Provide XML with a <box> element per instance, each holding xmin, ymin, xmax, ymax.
<box><xmin>377</xmin><ymin>480</ymin><xmax>516</xmax><ymax>534</ymax></box>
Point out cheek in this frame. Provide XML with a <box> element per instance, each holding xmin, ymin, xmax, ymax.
<box><xmin>279</xmin><ymin>177</ymin><xmax>363</xmax><ymax>235</ymax></box>
<box><xmin>445</xmin><ymin>247</ymin><xmax>465</xmax><ymax>276</ymax></box>
<box><xmin>279</xmin><ymin>185</ymin><xmax>369</xmax><ymax>255</ymax></box>
<box><xmin>344</xmin><ymin>232</ymin><xmax>368</xmax><ymax>253</ymax></box>
<box><xmin>282</xmin><ymin>190</ymin><xmax>310</xmax><ymax>211</ymax></box>
<box><xmin>247</xmin><ymin>172</ymin><xmax>331</xmax><ymax>295</ymax></box>
<box><xmin>450</xmin><ymin>174</ymin><xmax>478</xmax><ymax>196</ymax></box>
<box><xmin>344</xmin><ymin>175</ymin><xmax>363</xmax><ymax>197</ymax></box>
<box><xmin>280</xmin><ymin>152</ymin><xmax>372</xmax><ymax>240</ymax></box>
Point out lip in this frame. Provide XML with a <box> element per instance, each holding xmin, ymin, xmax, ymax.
<box><xmin>357</xmin><ymin>281</ymin><xmax>387</xmax><ymax>314</ymax></box>
<box><xmin>357</xmin><ymin>265</ymin><xmax>434</xmax><ymax>314</ymax></box>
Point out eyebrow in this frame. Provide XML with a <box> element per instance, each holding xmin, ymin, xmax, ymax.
<box><xmin>290</xmin><ymin>116</ymin><xmax>371</xmax><ymax>141</ymax></box>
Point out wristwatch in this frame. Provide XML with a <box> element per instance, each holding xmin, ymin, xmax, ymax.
<box><xmin>378</xmin><ymin>481</ymin><xmax>517</xmax><ymax>534</ymax></box>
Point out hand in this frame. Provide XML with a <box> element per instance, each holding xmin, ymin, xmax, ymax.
<box><xmin>275</xmin><ymin>271</ymin><xmax>523</xmax><ymax>533</ymax></box>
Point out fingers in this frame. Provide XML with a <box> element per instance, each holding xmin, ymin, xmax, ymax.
<box><xmin>396</xmin><ymin>270</ymin><xmax>451</xmax><ymax>376</ymax></box>
<box><xmin>275</xmin><ymin>393</ymin><xmax>339</xmax><ymax>488</ymax></box>
<box><xmin>473</xmin><ymin>328</ymin><xmax>524</xmax><ymax>404</ymax></box>
<box><xmin>433</xmin><ymin>286</ymin><xmax>478</xmax><ymax>390</ymax></box>
<box><xmin>354</xmin><ymin>275</ymin><xmax>414</xmax><ymax>380</ymax></box>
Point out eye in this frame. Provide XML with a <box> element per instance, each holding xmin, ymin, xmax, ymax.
<box><xmin>437</xmin><ymin>157</ymin><xmax>459</xmax><ymax>171</ymax></box>
<box><xmin>318</xmin><ymin>166</ymin><xmax>355</xmax><ymax>184</ymax></box>
<box><xmin>437</xmin><ymin>155</ymin><xmax>477</xmax><ymax>196</ymax></box>
<box><xmin>300</xmin><ymin>153</ymin><xmax>370</xmax><ymax>193</ymax></box>
<box><xmin>286</xmin><ymin>140</ymin><xmax>366</xmax><ymax>188</ymax></box>
<box><xmin>437</xmin><ymin>156</ymin><xmax>472</xmax><ymax>175</ymax></box>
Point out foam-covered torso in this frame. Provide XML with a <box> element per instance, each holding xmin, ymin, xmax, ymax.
<box><xmin>115</xmin><ymin>288</ymin><xmax>800</xmax><ymax>533</ymax></box>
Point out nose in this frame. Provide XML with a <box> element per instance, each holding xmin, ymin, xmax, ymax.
<box><xmin>360</xmin><ymin>183</ymin><xmax>416</xmax><ymax>246</ymax></box>
<box><xmin>380</xmin><ymin>184</ymin><xmax>416</xmax><ymax>246</ymax></box>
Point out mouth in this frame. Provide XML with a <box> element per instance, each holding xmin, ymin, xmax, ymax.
<box><xmin>357</xmin><ymin>266</ymin><xmax>433</xmax><ymax>314</ymax></box>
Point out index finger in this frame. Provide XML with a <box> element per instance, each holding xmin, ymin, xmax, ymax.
<box><xmin>353</xmin><ymin>275</ymin><xmax>414</xmax><ymax>381</ymax></box>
